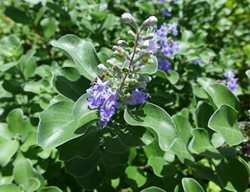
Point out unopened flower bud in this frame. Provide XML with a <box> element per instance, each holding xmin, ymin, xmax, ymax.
<box><xmin>107</xmin><ymin>59</ymin><xmax>115</xmax><ymax>65</ymax></box>
<box><xmin>128</xmin><ymin>42</ymin><xmax>135</xmax><ymax>47</ymax></box>
<box><xmin>118</xmin><ymin>40</ymin><xmax>128</xmax><ymax>47</ymax></box>
<box><xmin>145</xmin><ymin>76</ymin><xmax>152</xmax><ymax>82</ymax></box>
<box><xmin>142</xmin><ymin>56</ymin><xmax>148</xmax><ymax>63</ymax></box>
<box><xmin>128</xmin><ymin>30</ymin><xmax>136</xmax><ymax>38</ymax></box>
<box><xmin>121</xmin><ymin>13</ymin><xmax>137</xmax><ymax>28</ymax></box>
<box><xmin>122</xmin><ymin>67</ymin><xmax>129</xmax><ymax>72</ymax></box>
<box><xmin>98</xmin><ymin>64</ymin><xmax>107</xmax><ymax>71</ymax></box>
<box><xmin>143</xmin><ymin>33</ymin><xmax>155</xmax><ymax>40</ymax></box>
<box><xmin>141</xmin><ymin>16</ymin><xmax>157</xmax><ymax>30</ymax></box>
<box><xmin>112</xmin><ymin>45</ymin><xmax>119</xmax><ymax>51</ymax></box>
<box><xmin>114</xmin><ymin>50</ymin><xmax>125</xmax><ymax>59</ymax></box>
<box><xmin>126</xmin><ymin>79</ymin><xmax>137</xmax><ymax>86</ymax></box>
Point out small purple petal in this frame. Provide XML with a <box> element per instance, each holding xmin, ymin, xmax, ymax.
<box><xmin>158</xmin><ymin>59</ymin><xmax>171</xmax><ymax>72</ymax></box>
<box><xmin>126</xmin><ymin>89</ymin><xmax>149</xmax><ymax>105</ymax></box>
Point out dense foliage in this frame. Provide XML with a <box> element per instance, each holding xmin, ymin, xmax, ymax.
<box><xmin>0</xmin><ymin>0</ymin><xmax>249</xmax><ymax>192</ymax></box>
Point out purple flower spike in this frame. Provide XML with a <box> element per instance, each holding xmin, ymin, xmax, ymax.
<box><xmin>159</xmin><ymin>0</ymin><xmax>166</xmax><ymax>3</ymax></box>
<box><xmin>126</xmin><ymin>89</ymin><xmax>149</xmax><ymax>105</ymax></box>
<box><xmin>87</xmin><ymin>77</ymin><xmax>109</xmax><ymax>109</ymax></box>
<box><xmin>158</xmin><ymin>59</ymin><xmax>171</xmax><ymax>72</ymax></box>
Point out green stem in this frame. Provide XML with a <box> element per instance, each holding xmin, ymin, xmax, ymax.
<box><xmin>119</xmin><ymin>29</ymin><xmax>141</xmax><ymax>92</ymax></box>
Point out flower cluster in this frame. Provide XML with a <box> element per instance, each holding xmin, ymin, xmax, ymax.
<box><xmin>148</xmin><ymin>23</ymin><xmax>179</xmax><ymax>72</ymax></box>
<box><xmin>224</xmin><ymin>70</ymin><xmax>239</xmax><ymax>92</ymax></box>
<box><xmin>87</xmin><ymin>13</ymin><xmax>158</xmax><ymax>128</ymax></box>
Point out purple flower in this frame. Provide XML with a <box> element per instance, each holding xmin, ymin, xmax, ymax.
<box><xmin>162</xmin><ymin>9</ymin><xmax>172</xmax><ymax>17</ymax></box>
<box><xmin>126</xmin><ymin>89</ymin><xmax>149</xmax><ymax>105</ymax></box>
<box><xmin>193</xmin><ymin>59</ymin><xmax>204</xmax><ymax>65</ymax></box>
<box><xmin>224</xmin><ymin>70</ymin><xmax>239</xmax><ymax>92</ymax></box>
<box><xmin>160</xmin><ymin>40</ymin><xmax>179</xmax><ymax>57</ymax></box>
<box><xmin>159</xmin><ymin>0</ymin><xmax>166</xmax><ymax>3</ymax></box>
<box><xmin>99</xmin><ymin>92</ymin><xmax>121</xmax><ymax>128</ymax></box>
<box><xmin>167</xmin><ymin>23</ymin><xmax>178</xmax><ymax>36</ymax></box>
<box><xmin>158</xmin><ymin>59</ymin><xmax>171</xmax><ymax>72</ymax></box>
<box><xmin>224</xmin><ymin>70</ymin><xmax>235</xmax><ymax>79</ymax></box>
<box><xmin>157</xmin><ymin>25</ymin><xmax>168</xmax><ymax>41</ymax></box>
<box><xmin>87</xmin><ymin>77</ymin><xmax>109</xmax><ymax>109</ymax></box>
<box><xmin>147</xmin><ymin>39</ymin><xmax>159</xmax><ymax>54</ymax></box>
<box><xmin>226</xmin><ymin>78</ymin><xmax>239</xmax><ymax>92</ymax></box>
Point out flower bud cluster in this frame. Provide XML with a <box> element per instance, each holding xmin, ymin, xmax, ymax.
<box><xmin>147</xmin><ymin>23</ymin><xmax>179</xmax><ymax>72</ymax></box>
<box><xmin>87</xmin><ymin>13</ymin><xmax>158</xmax><ymax>128</ymax></box>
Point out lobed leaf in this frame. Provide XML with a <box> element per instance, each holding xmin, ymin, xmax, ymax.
<box><xmin>124</xmin><ymin>102</ymin><xmax>177</xmax><ymax>151</ymax></box>
<box><xmin>51</xmin><ymin>34</ymin><xmax>99</xmax><ymax>81</ymax></box>
<box><xmin>208</xmin><ymin>105</ymin><xmax>245</xmax><ymax>146</ymax></box>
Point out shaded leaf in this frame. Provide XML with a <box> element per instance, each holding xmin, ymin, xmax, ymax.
<box><xmin>216</xmin><ymin>158</ymin><xmax>249</xmax><ymax>192</ymax></box>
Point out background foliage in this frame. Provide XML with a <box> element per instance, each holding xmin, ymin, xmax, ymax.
<box><xmin>0</xmin><ymin>0</ymin><xmax>249</xmax><ymax>192</ymax></box>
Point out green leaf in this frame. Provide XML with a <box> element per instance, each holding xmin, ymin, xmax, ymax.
<box><xmin>40</xmin><ymin>18</ymin><xmax>58</xmax><ymax>39</ymax></box>
<box><xmin>208</xmin><ymin>105</ymin><xmax>245</xmax><ymax>146</ymax></box>
<box><xmin>0</xmin><ymin>136</ymin><xmax>19</xmax><ymax>167</ymax></box>
<box><xmin>0</xmin><ymin>61</ymin><xmax>17</xmax><ymax>72</ymax></box>
<box><xmin>0</xmin><ymin>184</ymin><xmax>22</xmax><ymax>192</ymax></box>
<box><xmin>0</xmin><ymin>35</ymin><xmax>22</xmax><ymax>58</ymax></box>
<box><xmin>192</xmin><ymin>84</ymin><xmax>208</xmax><ymax>99</ymax></box>
<box><xmin>7</xmin><ymin>109</ymin><xmax>25</xmax><ymax>137</ymax></box>
<box><xmin>182</xmin><ymin>178</ymin><xmax>205</xmax><ymax>192</ymax></box>
<box><xmin>23</xmin><ymin>0</ymin><xmax>42</xmax><ymax>4</ymax></box>
<box><xmin>171</xmin><ymin>115</ymin><xmax>194</xmax><ymax>163</ymax></box>
<box><xmin>14</xmin><ymin>159</ymin><xmax>42</xmax><ymax>192</ymax></box>
<box><xmin>126</xmin><ymin>166</ymin><xmax>147</xmax><ymax>188</ymax></box>
<box><xmin>216</xmin><ymin>158</ymin><xmax>249</xmax><ymax>192</ymax></box>
<box><xmin>194</xmin><ymin>102</ymin><xmax>214</xmax><ymax>129</ymax></box>
<box><xmin>4</xmin><ymin>6</ymin><xmax>29</xmax><ymax>24</ymax></box>
<box><xmin>246</xmin><ymin>70</ymin><xmax>250</xmax><ymax>80</ymax></box>
<box><xmin>40</xmin><ymin>187</ymin><xmax>63</xmax><ymax>192</ymax></box>
<box><xmin>38</xmin><ymin>100</ymin><xmax>78</xmax><ymax>148</ymax></box>
<box><xmin>51</xmin><ymin>35</ymin><xmax>99</xmax><ymax>81</ymax></box>
<box><xmin>188</xmin><ymin>128</ymin><xmax>220</xmax><ymax>158</ymax></box>
<box><xmin>72</xmin><ymin>93</ymin><xmax>99</xmax><ymax>127</ymax></box>
<box><xmin>124</xmin><ymin>103</ymin><xmax>177</xmax><ymax>151</ymax></box>
<box><xmin>74</xmin><ymin>167</ymin><xmax>104</xmax><ymax>189</ymax></box>
<box><xmin>156</xmin><ymin>70</ymin><xmax>179</xmax><ymax>84</ymax></box>
<box><xmin>140</xmin><ymin>56</ymin><xmax>158</xmax><ymax>75</ymax></box>
<box><xmin>170</xmin><ymin>138</ymin><xmax>194</xmax><ymax>163</ymax></box>
<box><xmin>172</xmin><ymin>115</ymin><xmax>192</xmax><ymax>144</ymax></box>
<box><xmin>140</xmin><ymin>186</ymin><xmax>166</xmax><ymax>192</ymax></box>
<box><xmin>17</xmin><ymin>49</ymin><xmax>36</xmax><ymax>80</ymax></box>
<box><xmin>58</xmin><ymin>129</ymin><xmax>100</xmax><ymax>161</ymax></box>
<box><xmin>53</xmin><ymin>67</ymin><xmax>90</xmax><ymax>101</ymax></box>
<box><xmin>204</xmin><ymin>83</ymin><xmax>239</xmax><ymax>110</ymax></box>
